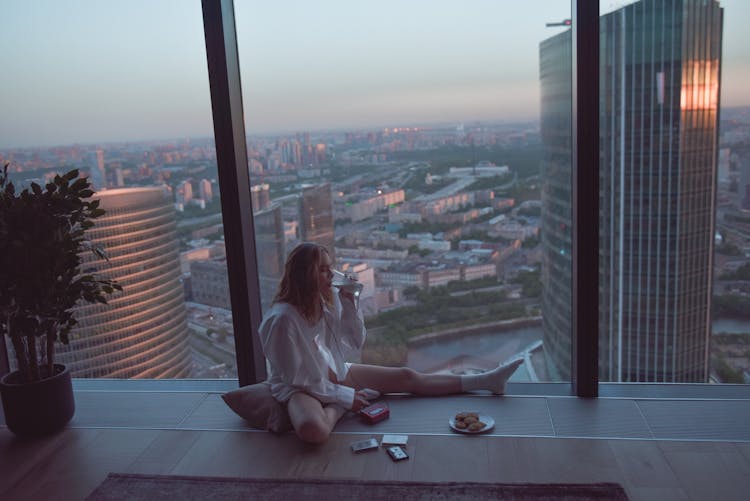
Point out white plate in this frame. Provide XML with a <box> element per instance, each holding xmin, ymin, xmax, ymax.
<box><xmin>449</xmin><ymin>413</ymin><xmax>495</xmax><ymax>434</ymax></box>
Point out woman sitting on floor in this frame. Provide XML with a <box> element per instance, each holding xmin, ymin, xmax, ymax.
<box><xmin>259</xmin><ymin>242</ymin><xmax>524</xmax><ymax>444</ymax></box>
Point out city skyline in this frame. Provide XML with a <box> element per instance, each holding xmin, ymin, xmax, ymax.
<box><xmin>2</xmin><ymin>0</ymin><xmax>749</xmax><ymax>149</ymax></box>
<box><xmin>2</xmin><ymin>86</ymin><xmax>747</xmax><ymax>382</ymax></box>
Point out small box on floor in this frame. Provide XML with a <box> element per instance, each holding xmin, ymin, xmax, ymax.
<box><xmin>381</xmin><ymin>434</ymin><xmax>408</xmax><ymax>447</ymax></box>
<box><xmin>359</xmin><ymin>401</ymin><xmax>389</xmax><ymax>424</ymax></box>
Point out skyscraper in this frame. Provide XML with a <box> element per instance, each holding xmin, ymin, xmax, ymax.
<box><xmin>299</xmin><ymin>182</ymin><xmax>335</xmax><ymax>262</ymax></box>
<box><xmin>251</xmin><ymin>183</ymin><xmax>271</xmax><ymax>212</ymax></box>
<box><xmin>540</xmin><ymin>0</ymin><xmax>723</xmax><ymax>382</ymax></box>
<box><xmin>539</xmin><ymin>22</ymin><xmax>573</xmax><ymax>383</ymax></box>
<box><xmin>199</xmin><ymin>178</ymin><xmax>213</xmax><ymax>202</ymax></box>
<box><xmin>254</xmin><ymin>202</ymin><xmax>286</xmax><ymax>310</ymax></box>
<box><xmin>176</xmin><ymin>180</ymin><xmax>193</xmax><ymax>205</ymax></box>
<box><xmin>56</xmin><ymin>187</ymin><xmax>193</xmax><ymax>378</ymax></box>
<box><xmin>87</xmin><ymin>149</ymin><xmax>106</xmax><ymax>191</ymax></box>
<box><xmin>738</xmin><ymin>147</ymin><xmax>750</xmax><ymax>210</ymax></box>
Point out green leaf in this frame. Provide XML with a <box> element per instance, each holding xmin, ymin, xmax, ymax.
<box><xmin>63</xmin><ymin>169</ymin><xmax>80</xmax><ymax>181</ymax></box>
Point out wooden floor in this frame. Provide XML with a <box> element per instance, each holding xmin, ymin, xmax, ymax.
<box><xmin>1</xmin><ymin>385</ymin><xmax>750</xmax><ymax>500</ymax></box>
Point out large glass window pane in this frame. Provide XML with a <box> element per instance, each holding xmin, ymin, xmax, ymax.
<box><xmin>236</xmin><ymin>1</ymin><xmax>572</xmax><ymax>383</ymax></box>
<box><xmin>705</xmin><ymin>0</ymin><xmax>750</xmax><ymax>385</ymax></box>
<box><xmin>597</xmin><ymin>0</ymin><xmax>750</xmax><ymax>385</ymax></box>
<box><xmin>1</xmin><ymin>0</ymin><xmax>238</xmax><ymax>378</ymax></box>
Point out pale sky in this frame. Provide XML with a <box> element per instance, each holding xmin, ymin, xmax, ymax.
<box><xmin>1</xmin><ymin>0</ymin><xmax>748</xmax><ymax>149</ymax></box>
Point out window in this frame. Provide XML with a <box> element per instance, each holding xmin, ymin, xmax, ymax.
<box><xmin>234</xmin><ymin>0</ymin><xmax>572</xmax><ymax>385</ymax></box>
<box><xmin>0</xmin><ymin>0</ymin><xmax>239</xmax><ymax>379</ymax></box>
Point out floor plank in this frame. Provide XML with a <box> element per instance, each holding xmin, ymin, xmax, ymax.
<box><xmin>409</xmin><ymin>434</ymin><xmax>491</xmax><ymax>483</ymax></box>
<box><xmin>505</xmin><ymin>437</ymin><xmax>624</xmax><ymax>484</ymax></box>
<box><xmin>659</xmin><ymin>442</ymin><xmax>750</xmax><ymax>501</ymax></box>
<box><xmin>608</xmin><ymin>440</ymin><xmax>681</xmax><ymax>489</ymax></box>
<box><xmin>2</xmin><ymin>428</ymin><xmax>157</xmax><ymax>501</ymax></box>
<box><xmin>0</xmin><ymin>430</ymin><xmax>74</xmax><ymax>495</ymax></box>
<box><xmin>124</xmin><ymin>429</ymin><xmax>204</xmax><ymax>475</ymax></box>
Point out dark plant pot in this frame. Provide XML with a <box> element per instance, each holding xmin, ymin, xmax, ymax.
<box><xmin>0</xmin><ymin>364</ymin><xmax>75</xmax><ymax>437</ymax></box>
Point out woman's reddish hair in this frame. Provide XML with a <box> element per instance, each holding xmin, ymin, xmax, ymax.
<box><xmin>273</xmin><ymin>242</ymin><xmax>332</xmax><ymax>323</ymax></box>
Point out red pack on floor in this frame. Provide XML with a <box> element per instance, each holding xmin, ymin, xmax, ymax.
<box><xmin>359</xmin><ymin>401</ymin><xmax>389</xmax><ymax>424</ymax></box>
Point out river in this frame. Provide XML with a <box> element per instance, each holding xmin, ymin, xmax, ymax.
<box><xmin>406</xmin><ymin>318</ymin><xmax>750</xmax><ymax>381</ymax></box>
<box><xmin>406</xmin><ymin>325</ymin><xmax>543</xmax><ymax>376</ymax></box>
<box><xmin>712</xmin><ymin>318</ymin><xmax>750</xmax><ymax>334</ymax></box>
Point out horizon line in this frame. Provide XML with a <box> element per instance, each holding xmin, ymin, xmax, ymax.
<box><xmin>3</xmin><ymin>105</ymin><xmax>750</xmax><ymax>151</ymax></box>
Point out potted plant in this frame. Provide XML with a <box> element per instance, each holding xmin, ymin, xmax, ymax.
<box><xmin>0</xmin><ymin>163</ymin><xmax>121</xmax><ymax>436</ymax></box>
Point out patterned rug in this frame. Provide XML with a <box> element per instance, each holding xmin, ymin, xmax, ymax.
<box><xmin>86</xmin><ymin>473</ymin><xmax>629</xmax><ymax>500</ymax></box>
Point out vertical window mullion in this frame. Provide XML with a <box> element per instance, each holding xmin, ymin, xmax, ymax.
<box><xmin>201</xmin><ymin>0</ymin><xmax>266</xmax><ymax>386</ymax></box>
<box><xmin>0</xmin><ymin>336</ymin><xmax>8</xmax><ymax>377</ymax></box>
<box><xmin>572</xmin><ymin>0</ymin><xmax>600</xmax><ymax>397</ymax></box>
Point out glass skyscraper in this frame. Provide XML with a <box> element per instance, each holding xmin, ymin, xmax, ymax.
<box><xmin>254</xmin><ymin>202</ymin><xmax>285</xmax><ymax>310</ymax></box>
<box><xmin>57</xmin><ymin>187</ymin><xmax>193</xmax><ymax>378</ymax></box>
<box><xmin>299</xmin><ymin>183</ymin><xmax>335</xmax><ymax>262</ymax></box>
<box><xmin>540</xmin><ymin>0</ymin><xmax>723</xmax><ymax>382</ymax></box>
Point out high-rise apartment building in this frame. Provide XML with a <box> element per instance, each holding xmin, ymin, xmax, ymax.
<box><xmin>299</xmin><ymin>183</ymin><xmax>335</xmax><ymax>262</ymax></box>
<box><xmin>199</xmin><ymin>178</ymin><xmax>213</xmax><ymax>202</ymax></box>
<box><xmin>176</xmin><ymin>180</ymin><xmax>193</xmax><ymax>205</ymax></box>
<box><xmin>251</xmin><ymin>183</ymin><xmax>271</xmax><ymax>212</ymax></box>
<box><xmin>738</xmin><ymin>147</ymin><xmax>750</xmax><ymax>210</ymax></box>
<box><xmin>540</xmin><ymin>0</ymin><xmax>723</xmax><ymax>382</ymax></box>
<box><xmin>254</xmin><ymin>202</ymin><xmax>286</xmax><ymax>310</ymax></box>
<box><xmin>87</xmin><ymin>149</ymin><xmax>106</xmax><ymax>191</ymax></box>
<box><xmin>56</xmin><ymin>187</ymin><xmax>193</xmax><ymax>378</ymax></box>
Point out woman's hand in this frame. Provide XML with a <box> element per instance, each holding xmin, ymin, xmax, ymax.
<box><xmin>351</xmin><ymin>390</ymin><xmax>371</xmax><ymax>412</ymax></box>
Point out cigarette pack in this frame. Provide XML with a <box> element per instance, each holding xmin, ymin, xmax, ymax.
<box><xmin>359</xmin><ymin>401</ymin><xmax>390</xmax><ymax>424</ymax></box>
<box><xmin>381</xmin><ymin>434</ymin><xmax>408</xmax><ymax>446</ymax></box>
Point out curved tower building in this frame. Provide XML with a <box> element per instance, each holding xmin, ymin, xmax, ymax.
<box><xmin>57</xmin><ymin>187</ymin><xmax>192</xmax><ymax>378</ymax></box>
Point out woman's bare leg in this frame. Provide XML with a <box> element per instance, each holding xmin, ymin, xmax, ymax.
<box><xmin>344</xmin><ymin>358</ymin><xmax>524</xmax><ymax>396</ymax></box>
<box><xmin>344</xmin><ymin>364</ymin><xmax>461</xmax><ymax>395</ymax></box>
<box><xmin>287</xmin><ymin>391</ymin><xmax>346</xmax><ymax>444</ymax></box>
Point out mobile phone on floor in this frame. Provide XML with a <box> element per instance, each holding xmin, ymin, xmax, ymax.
<box><xmin>386</xmin><ymin>445</ymin><xmax>409</xmax><ymax>462</ymax></box>
<box><xmin>351</xmin><ymin>438</ymin><xmax>379</xmax><ymax>453</ymax></box>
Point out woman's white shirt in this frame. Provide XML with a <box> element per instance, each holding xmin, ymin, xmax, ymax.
<box><xmin>258</xmin><ymin>290</ymin><xmax>366</xmax><ymax>409</ymax></box>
